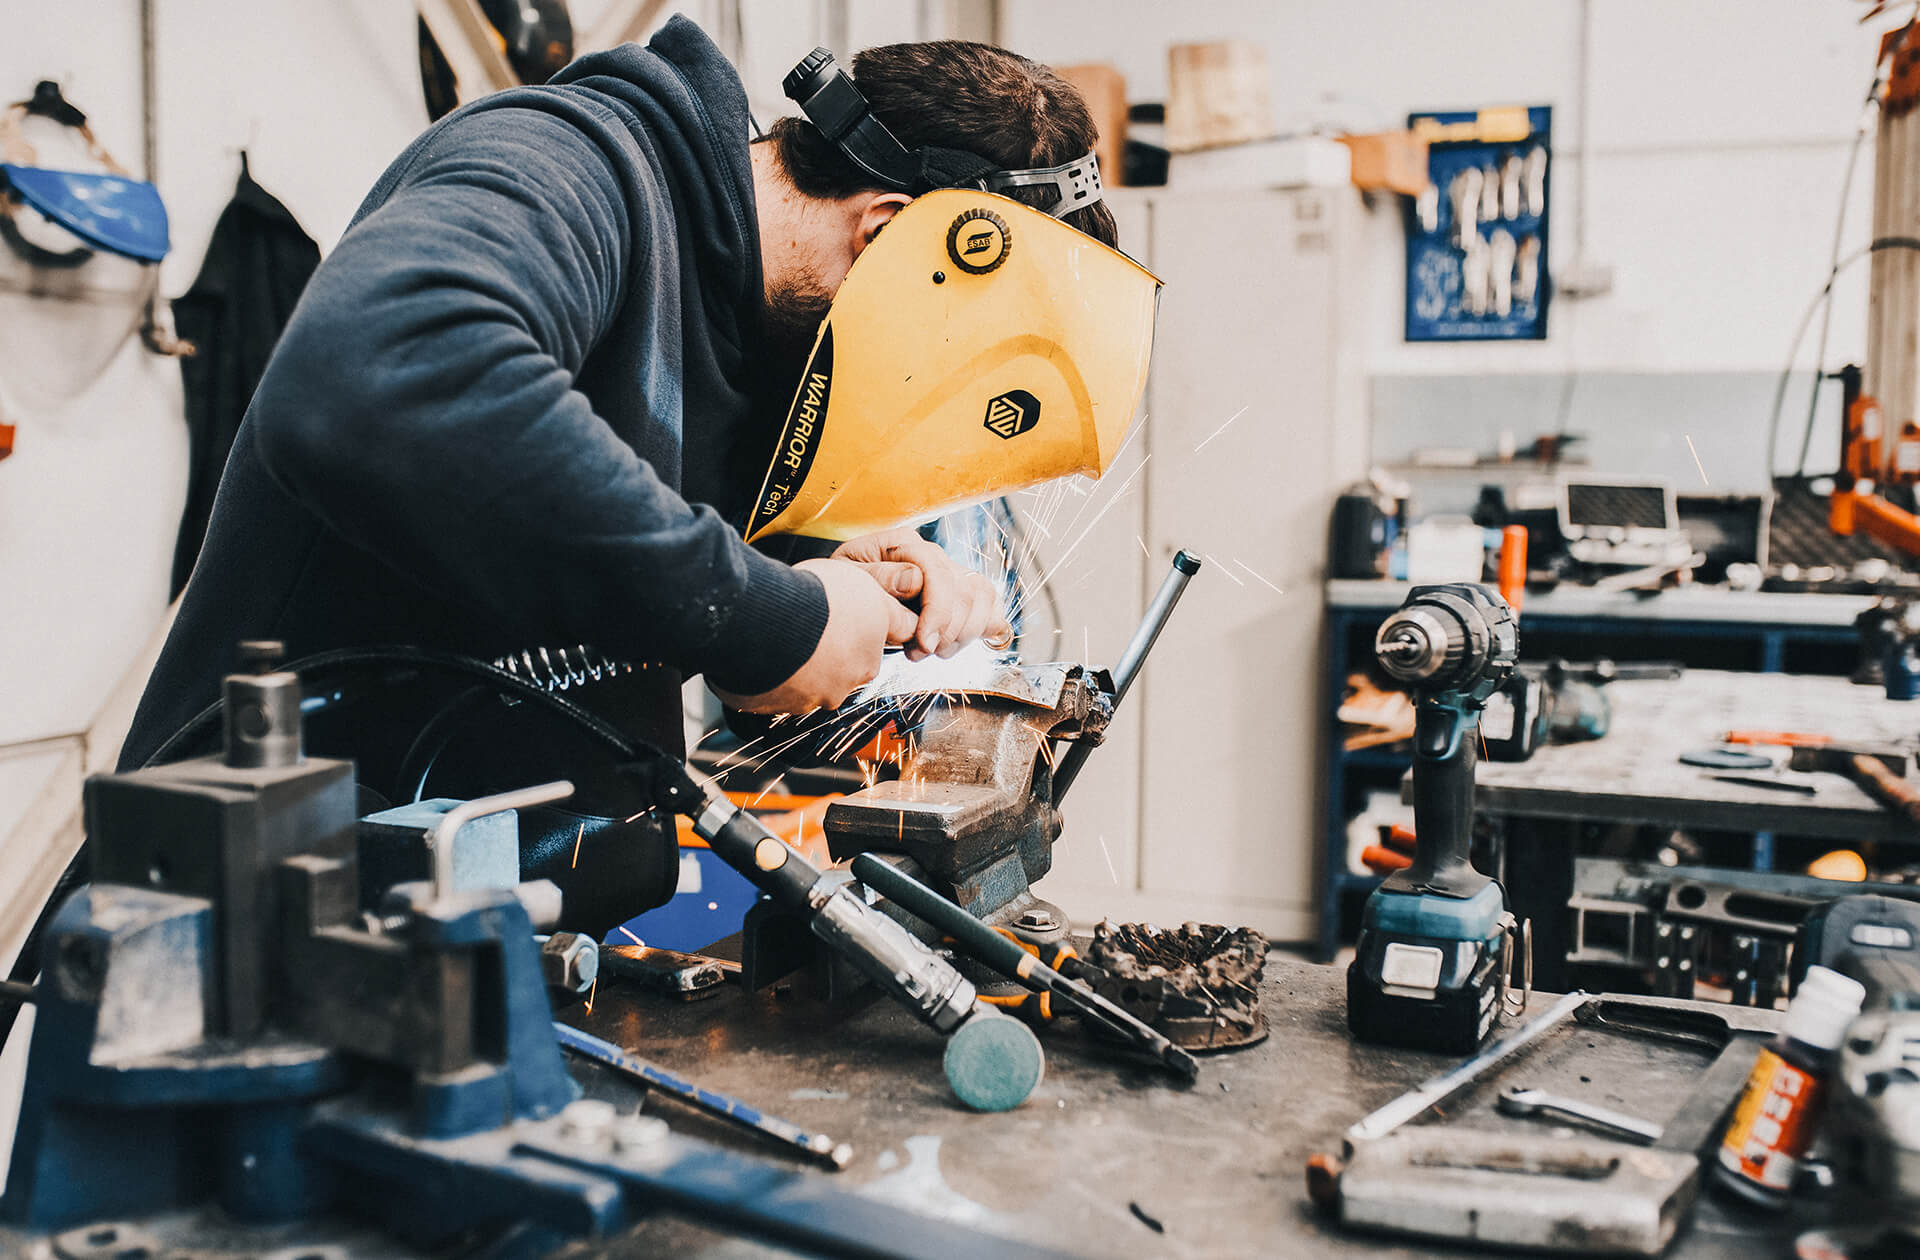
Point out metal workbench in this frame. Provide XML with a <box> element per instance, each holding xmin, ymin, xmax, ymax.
<box><xmin>1478</xmin><ymin>669</ymin><xmax>1920</xmax><ymax>990</ymax></box>
<box><xmin>553</xmin><ymin>956</ymin><xmax>1822</xmax><ymax>1259</ymax></box>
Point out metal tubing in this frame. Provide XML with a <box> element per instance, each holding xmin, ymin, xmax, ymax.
<box><xmin>554</xmin><ymin>1022</ymin><xmax>852</xmax><ymax>1170</ymax></box>
<box><xmin>429</xmin><ymin>780</ymin><xmax>574</xmax><ymax>898</ymax></box>
<box><xmin>1052</xmin><ymin>550</ymin><xmax>1201</xmax><ymax>803</ymax></box>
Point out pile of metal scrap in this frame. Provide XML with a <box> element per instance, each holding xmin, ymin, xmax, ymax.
<box><xmin>1084</xmin><ymin>921</ymin><xmax>1270</xmax><ymax>1050</ymax></box>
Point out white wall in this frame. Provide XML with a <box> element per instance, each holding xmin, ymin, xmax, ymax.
<box><xmin>1</xmin><ymin>0</ymin><xmax>424</xmax><ymax>756</ymax></box>
<box><xmin>999</xmin><ymin>0</ymin><xmax>1887</xmax><ymax>379</ymax></box>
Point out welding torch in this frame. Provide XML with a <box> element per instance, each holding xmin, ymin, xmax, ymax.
<box><xmin>849</xmin><ymin>852</ymin><xmax>1200</xmax><ymax>1082</ymax></box>
<box><xmin>1051</xmin><ymin>549</ymin><xmax>1202</xmax><ymax>803</ymax></box>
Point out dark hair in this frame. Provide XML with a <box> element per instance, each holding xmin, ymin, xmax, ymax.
<box><xmin>766</xmin><ymin>40</ymin><xmax>1118</xmax><ymax>248</ymax></box>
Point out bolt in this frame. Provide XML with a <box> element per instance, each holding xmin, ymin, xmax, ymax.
<box><xmin>1016</xmin><ymin>908</ymin><xmax>1059</xmax><ymax>932</ymax></box>
<box><xmin>612</xmin><ymin>1112</ymin><xmax>670</xmax><ymax>1152</ymax></box>
<box><xmin>559</xmin><ymin>1098</ymin><xmax>617</xmax><ymax>1145</ymax></box>
<box><xmin>541</xmin><ymin>932</ymin><xmax>599</xmax><ymax>994</ymax></box>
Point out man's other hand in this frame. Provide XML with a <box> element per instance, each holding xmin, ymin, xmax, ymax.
<box><xmin>714</xmin><ymin>558</ymin><xmax>917</xmax><ymax>714</ymax></box>
<box><xmin>832</xmin><ymin>528</ymin><xmax>1013</xmax><ymax>661</ymax></box>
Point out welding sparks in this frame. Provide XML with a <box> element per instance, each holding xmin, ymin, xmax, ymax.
<box><xmin>1098</xmin><ymin>833</ymin><xmax>1119</xmax><ymax>885</ymax></box>
<box><xmin>583</xmin><ymin>976</ymin><xmax>597</xmax><ymax>1013</ymax></box>
<box><xmin>1136</xmin><ymin>534</ymin><xmax>1152</xmax><ymax>561</ymax></box>
<box><xmin>570</xmin><ymin>820</ymin><xmax>586</xmax><ymax>869</ymax></box>
<box><xmin>1207</xmin><ymin>553</ymin><xmax>1246</xmax><ymax>586</ymax></box>
<box><xmin>1233</xmin><ymin>557</ymin><xmax>1286</xmax><ymax>595</ymax></box>
<box><xmin>617</xmin><ymin>924</ymin><xmax>644</xmax><ymax>946</ymax></box>
<box><xmin>1684</xmin><ymin>434</ymin><xmax>1710</xmax><ymax>487</ymax></box>
<box><xmin>1191</xmin><ymin>405</ymin><xmax>1249</xmax><ymax>454</ymax></box>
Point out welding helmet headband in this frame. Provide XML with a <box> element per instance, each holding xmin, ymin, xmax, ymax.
<box><xmin>781</xmin><ymin>47</ymin><xmax>1104</xmax><ymax>217</ymax></box>
<box><xmin>744</xmin><ymin>187</ymin><xmax>1159</xmax><ymax>541</ymax></box>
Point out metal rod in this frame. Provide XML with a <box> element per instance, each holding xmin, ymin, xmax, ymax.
<box><xmin>1051</xmin><ymin>550</ymin><xmax>1201</xmax><ymax>804</ymax></box>
<box><xmin>554</xmin><ymin>1022</ymin><xmax>852</xmax><ymax>1170</ymax></box>
<box><xmin>0</xmin><ymin>979</ymin><xmax>35</xmax><ymax>1004</ymax></box>
<box><xmin>428</xmin><ymin>780</ymin><xmax>573</xmax><ymax>897</ymax></box>
<box><xmin>1345</xmin><ymin>990</ymin><xmax>1590</xmax><ymax>1145</ymax></box>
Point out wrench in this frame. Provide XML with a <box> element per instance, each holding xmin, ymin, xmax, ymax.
<box><xmin>1497</xmin><ymin>1086</ymin><xmax>1664</xmax><ymax>1145</ymax></box>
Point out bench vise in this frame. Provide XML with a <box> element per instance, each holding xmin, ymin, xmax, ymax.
<box><xmin>828</xmin><ymin>658</ymin><xmax>1113</xmax><ymax>937</ymax></box>
<box><xmin>742</xmin><ymin>552</ymin><xmax>1202</xmax><ymax>993</ymax></box>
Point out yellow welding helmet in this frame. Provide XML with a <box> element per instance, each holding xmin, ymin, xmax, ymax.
<box><xmin>744</xmin><ymin>187</ymin><xmax>1160</xmax><ymax>542</ymax></box>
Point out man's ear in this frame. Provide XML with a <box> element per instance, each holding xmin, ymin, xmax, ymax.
<box><xmin>850</xmin><ymin>191</ymin><xmax>913</xmax><ymax>259</ymax></box>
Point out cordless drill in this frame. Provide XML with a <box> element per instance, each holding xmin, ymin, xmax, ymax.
<box><xmin>1348</xmin><ymin>583</ymin><xmax>1521</xmax><ymax>1054</ymax></box>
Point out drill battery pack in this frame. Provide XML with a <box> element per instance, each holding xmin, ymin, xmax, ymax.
<box><xmin>1345</xmin><ymin>938</ymin><xmax>1503</xmax><ymax>1055</ymax></box>
<box><xmin>1347</xmin><ymin>882</ymin><xmax>1511</xmax><ymax>1055</ymax></box>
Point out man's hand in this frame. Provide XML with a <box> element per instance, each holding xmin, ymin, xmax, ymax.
<box><xmin>714</xmin><ymin>557</ymin><xmax>917</xmax><ymax>714</ymax></box>
<box><xmin>832</xmin><ymin>528</ymin><xmax>1013</xmax><ymax>661</ymax></box>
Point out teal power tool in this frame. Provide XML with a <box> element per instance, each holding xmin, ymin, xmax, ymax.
<box><xmin>1348</xmin><ymin>583</ymin><xmax>1524</xmax><ymax>1054</ymax></box>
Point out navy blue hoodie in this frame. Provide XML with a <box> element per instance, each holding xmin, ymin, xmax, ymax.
<box><xmin>121</xmin><ymin>19</ymin><xmax>828</xmax><ymax>771</ymax></box>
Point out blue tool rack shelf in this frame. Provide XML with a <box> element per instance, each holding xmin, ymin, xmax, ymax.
<box><xmin>1318</xmin><ymin>583</ymin><xmax>1869</xmax><ymax>962</ymax></box>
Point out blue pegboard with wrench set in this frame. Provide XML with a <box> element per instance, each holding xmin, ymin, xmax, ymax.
<box><xmin>1405</xmin><ymin>105</ymin><xmax>1552</xmax><ymax>341</ymax></box>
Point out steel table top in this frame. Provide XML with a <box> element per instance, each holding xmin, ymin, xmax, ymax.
<box><xmin>554</xmin><ymin>956</ymin><xmax>1824</xmax><ymax>1259</ymax></box>
<box><xmin>1473</xmin><ymin>670</ymin><xmax>1920</xmax><ymax>842</ymax></box>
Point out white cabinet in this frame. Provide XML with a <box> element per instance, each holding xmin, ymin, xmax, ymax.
<box><xmin>1032</xmin><ymin>187</ymin><xmax>1369</xmax><ymax>942</ymax></box>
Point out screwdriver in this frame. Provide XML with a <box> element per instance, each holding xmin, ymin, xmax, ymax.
<box><xmin>850</xmin><ymin>853</ymin><xmax>1200</xmax><ymax>1082</ymax></box>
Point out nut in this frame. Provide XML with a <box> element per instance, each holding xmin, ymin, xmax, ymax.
<box><xmin>540</xmin><ymin>932</ymin><xmax>599</xmax><ymax>994</ymax></box>
<box><xmin>559</xmin><ymin>1098</ymin><xmax>617</xmax><ymax>1144</ymax></box>
<box><xmin>612</xmin><ymin>1112</ymin><xmax>670</xmax><ymax>1152</ymax></box>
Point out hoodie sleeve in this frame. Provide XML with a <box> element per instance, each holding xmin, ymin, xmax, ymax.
<box><xmin>246</xmin><ymin>102</ymin><xmax>826</xmax><ymax>696</ymax></box>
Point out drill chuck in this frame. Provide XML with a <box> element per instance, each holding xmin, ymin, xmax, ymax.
<box><xmin>1373</xmin><ymin>585</ymin><xmax>1518</xmax><ymax>698</ymax></box>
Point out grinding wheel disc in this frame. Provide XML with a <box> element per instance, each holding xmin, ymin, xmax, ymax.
<box><xmin>944</xmin><ymin>1013</ymin><xmax>1044</xmax><ymax>1112</ymax></box>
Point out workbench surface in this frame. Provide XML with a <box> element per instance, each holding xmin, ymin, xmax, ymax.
<box><xmin>1474</xmin><ymin>668</ymin><xmax>1920</xmax><ymax>841</ymax></box>
<box><xmin>1326</xmin><ymin>580</ymin><xmax>1878</xmax><ymax>626</ymax></box>
<box><xmin>555</xmin><ymin>957</ymin><xmax>1828</xmax><ymax>1259</ymax></box>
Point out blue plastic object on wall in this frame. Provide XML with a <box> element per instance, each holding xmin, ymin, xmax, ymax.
<box><xmin>1405</xmin><ymin>106</ymin><xmax>1551</xmax><ymax>342</ymax></box>
<box><xmin>0</xmin><ymin>164</ymin><xmax>171</xmax><ymax>261</ymax></box>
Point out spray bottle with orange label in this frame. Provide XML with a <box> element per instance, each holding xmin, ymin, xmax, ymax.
<box><xmin>1712</xmin><ymin>965</ymin><xmax>1866</xmax><ymax>1209</ymax></box>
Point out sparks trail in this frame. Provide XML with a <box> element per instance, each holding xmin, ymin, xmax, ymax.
<box><xmin>1232</xmin><ymin>556</ymin><xmax>1286</xmax><ymax>595</ymax></box>
<box><xmin>1206</xmin><ymin>552</ymin><xmax>1246</xmax><ymax>586</ymax></box>
<box><xmin>617</xmin><ymin>924</ymin><xmax>644</xmax><ymax>946</ymax></box>
<box><xmin>570</xmin><ymin>820</ymin><xmax>586</xmax><ymax>869</ymax></box>
<box><xmin>1098</xmin><ymin>833</ymin><xmax>1120</xmax><ymax>885</ymax></box>
<box><xmin>1191</xmin><ymin>405</ymin><xmax>1249</xmax><ymax>454</ymax></box>
<box><xmin>1685</xmin><ymin>434</ymin><xmax>1711</xmax><ymax>487</ymax></box>
<box><xmin>1010</xmin><ymin>453</ymin><xmax>1152</xmax><ymax>626</ymax></box>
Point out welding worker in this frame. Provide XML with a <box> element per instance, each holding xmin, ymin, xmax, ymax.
<box><xmin>113</xmin><ymin>19</ymin><xmax>1157</xmax><ymax>934</ymax></box>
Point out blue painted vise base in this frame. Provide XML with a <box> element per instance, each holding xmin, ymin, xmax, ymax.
<box><xmin>0</xmin><ymin>885</ymin><xmax>348</xmax><ymax>1230</ymax></box>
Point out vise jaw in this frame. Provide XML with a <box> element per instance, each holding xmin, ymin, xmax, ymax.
<box><xmin>823</xmin><ymin>660</ymin><xmax>1112</xmax><ymax>930</ymax></box>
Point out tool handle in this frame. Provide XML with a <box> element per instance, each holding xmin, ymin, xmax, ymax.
<box><xmin>688</xmin><ymin>790</ymin><xmax>823</xmax><ymax>907</ymax></box>
<box><xmin>1394</xmin><ymin>703</ymin><xmax>1490</xmax><ymax>898</ymax></box>
<box><xmin>1850</xmin><ymin>753</ymin><xmax>1920</xmax><ymax>827</ymax></box>
<box><xmin>850</xmin><ymin>854</ymin><xmax>1052</xmax><ymax>989</ymax></box>
<box><xmin>1052</xmin><ymin>550</ymin><xmax>1201</xmax><ymax>804</ymax></box>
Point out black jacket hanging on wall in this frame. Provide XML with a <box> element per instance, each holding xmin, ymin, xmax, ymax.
<box><xmin>169</xmin><ymin>157</ymin><xmax>319</xmax><ymax>597</ymax></box>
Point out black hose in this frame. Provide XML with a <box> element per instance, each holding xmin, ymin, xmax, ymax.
<box><xmin>0</xmin><ymin>645</ymin><xmax>675</xmax><ymax>1054</ymax></box>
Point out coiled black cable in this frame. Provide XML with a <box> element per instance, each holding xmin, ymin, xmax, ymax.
<box><xmin>0</xmin><ymin>645</ymin><xmax>672</xmax><ymax>1053</ymax></box>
